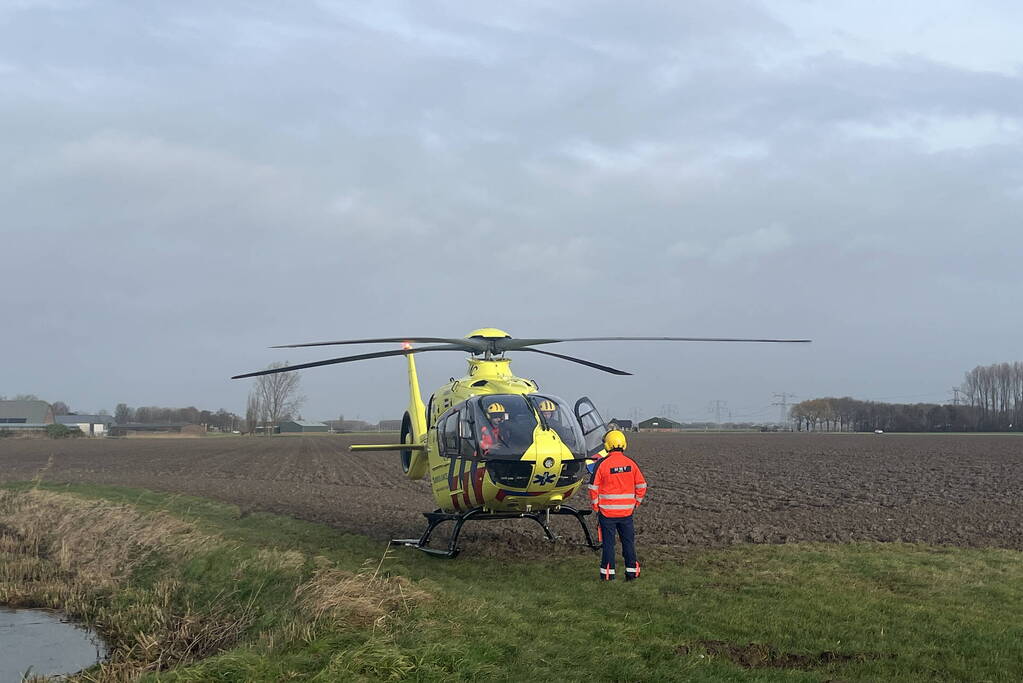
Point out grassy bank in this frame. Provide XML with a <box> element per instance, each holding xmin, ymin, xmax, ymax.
<box><xmin>2</xmin><ymin>482</ymin><xmax>1022</xmax><ymax>681</ymax></box>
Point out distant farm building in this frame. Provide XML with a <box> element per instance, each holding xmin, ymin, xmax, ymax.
<box><xmin>279</xmin><ymin>420</ymin><xmax>328</xmax><ymax>433</ymax></box>
<box><xmin>325</xmin><ymin>419</ymin><xmax>402</xmax><ymax>432</ymax></box>
<box><xmin>328</xmin><ymin>419</ymin><xmax>371</xmax><ymax>432</ymax></box>
<box><xmin>608</xmin><ymin>418</ymin><xmax>635</xmax><ymax>431</ymax></box>
<box><xmin>638</xmin><ymin>416</ymin><xmax>681</xmax><ymax>431</ymax></box>
<box><xmin>57</xmin><ymin>414</ymin><xmax>113</xmax><ymax>436</ymax></box>
<box><xmin>253</xmin><ymin>424</ymin><xmax>281</xmax><ymax>435</ymax></box>
<box><xmin>0</xmin><ymin>400</ymin><xmax>55</xmax><ymax>431</ymax></box>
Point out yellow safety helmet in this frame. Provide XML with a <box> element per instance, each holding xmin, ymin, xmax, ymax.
<box><xmin>486</xmin><ymin>402</ymin><xmax>507</xmax><ymax>415</ymax></box>
<box><xmin>538</xmin><ymin>399</ymin><xmax>557</xmax><ymax>413</ymax></box>
<box><xmin>604</xmin><ymin>429</ymin><xmax>627</xmax><ymax>452</ymax></box>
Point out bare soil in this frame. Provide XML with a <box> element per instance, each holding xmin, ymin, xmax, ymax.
<box><xmin>2</xmin><ymin>433</ymin><xmax>1021</xmax><ymax>557</ymax></box>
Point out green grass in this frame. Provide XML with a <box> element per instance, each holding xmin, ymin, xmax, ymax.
<box><xmin>4</xmin><ymin>482</ymin><xmax>1022</xmax><ymax>682</ymax></box>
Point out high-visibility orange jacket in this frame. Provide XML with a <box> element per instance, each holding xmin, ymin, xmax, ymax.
<box><xmin>588</xmin><ymin>450</ymin><xmax>647</xmax><ymax>517</ymax></box>
<box><xmin>479</xmin><ymin>424</ymin><xmax>503</xmax><ymax>453</ymax></box>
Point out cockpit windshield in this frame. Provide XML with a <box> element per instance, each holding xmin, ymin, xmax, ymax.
<box><xmin>469</xmin><ymin>394</ymin><xmax>586</xmax><ymax>458</ymax></box>
<box><xmin>526</xmin><ymin>394</ymin><xmax>586</xmax><ymax>455</ymax></box>
<box><xmin>471</xmin><ymin>395</ymin><xmax>537</xmax><ymax>457</ymax></box>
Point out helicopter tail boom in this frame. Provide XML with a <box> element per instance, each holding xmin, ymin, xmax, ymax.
<box><xmin>351</xmin><ymin>444</ymin><xmax>426</xmax><ymax>452</ymax></box>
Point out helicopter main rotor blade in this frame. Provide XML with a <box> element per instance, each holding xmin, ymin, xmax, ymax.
<box><xmin>231</xmin><ymin>345</ymin><xmax>468</xmax><ymax>379</ymax></box>
<box><xmin>498</xmin><ymin>336</ymin><xmax>812</xmax><ymax>350</ymax></box>
<box><xmin>520</xmin><ymin>348</ymin><xmax>632</xmax><ymax>376</ymax></box>
<box><xmin>270</xmin><ymin>337</ymin><xmax>485</xmax><ymax>351</ymax></box>
<box><xmin>267</xmin><ymin>335</ymin><xmax>811</xmax><ymax>355</ymax></box>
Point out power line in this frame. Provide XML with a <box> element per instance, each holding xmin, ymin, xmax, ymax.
<box><xmin>772</xmin><ymin>392</ymin><xmax>796</xmax><ymax>425</ymax></box>
<box><xmin>707</xmin><ymin>400</ymin><xmax>727</xmax><ymax>424</ymax></box>
<box><xmin>728</xmin><ymin>405</ymin><xmax>777</xmax><ymax>419</ymax></box>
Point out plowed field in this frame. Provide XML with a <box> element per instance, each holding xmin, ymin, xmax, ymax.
<box><xmin>3</xmin><ymin>433</ymin><xmax>1021</xmax><ymax>556</ymax></box>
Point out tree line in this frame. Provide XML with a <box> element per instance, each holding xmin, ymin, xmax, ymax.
<box><xmin>789</xmin><ymin>397</ymin><xmax>979</xmax><ymax>432</ymax></box>
<box><xmin>114</xmin><ymin>404</ymin><xmax>242</xmax><ymax>432</ymax></box>
<box><xmin>7</xmin><ymin>362</ymin><xmax>305</xmax><ymax>435</ymax></box>
<box><xmin>791</xmin><ymin>361</ymin><xmax>1023</xmax><ymax>432</ymax></box>
<box><xmin>960</xmin><ymin>362</ymin><xmax>1023</xmax><ymax>431</ymax></box>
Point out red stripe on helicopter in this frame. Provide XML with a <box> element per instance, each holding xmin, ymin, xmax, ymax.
<box><xmin>462</xmin><ymin>470</ymin><xmax>472</xmax><ymax>507</ymax></box>
<box><xmin>450</xmin><ymin>493</ymin><xmax>462</xmax><ymax>512</ymax></box>
<box><xmin>454</xmin><ymin>455</ymin><xmax>468</xmax><ymax>497</ymax></box>
<box><xmin>473</xmin><ymin>465</ymin><xmax>485</xmax><ymax>505</ymax></box>
<box><xmin>466</xmin><ymin>460</ymin><xmax>477</xmax><ymax>506</ymax></box>
<box><xmin>447</xmin><ymin>457</ymin><xmax>458</xmax><ymax>491</ymax></box>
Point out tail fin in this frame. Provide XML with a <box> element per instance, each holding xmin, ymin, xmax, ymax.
<box><xmin>407</xmin><ymin>348</ymin><xmax>427</xmax><ymax>439</ymax></box>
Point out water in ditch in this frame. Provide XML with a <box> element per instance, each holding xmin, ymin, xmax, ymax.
<box><xmin>0</xmin><ymin>607</ymin><xmax>107</xmax><ymax>682</ymax></box>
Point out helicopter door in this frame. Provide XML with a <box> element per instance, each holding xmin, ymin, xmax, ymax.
<box><xmin>573</xmin><ymin>397</ymin><xmax>608</xmax><ymax>458</ymax></box>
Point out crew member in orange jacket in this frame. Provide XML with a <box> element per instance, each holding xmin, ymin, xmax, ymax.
<box><xmin>588</xmin><ymin>430</ymin><xmax>647</xmax><ymax>581</ymax></box>
<box><xmin>479</xmin><ymin>401</ymin><xmax>507</xmax><ymax>454</ymax></box>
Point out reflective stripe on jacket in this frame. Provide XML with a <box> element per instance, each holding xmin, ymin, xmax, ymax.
<box><xmin>588</xmin><ymin>450</ymin><xmax>647</xmax><ymax>517</ymax></box>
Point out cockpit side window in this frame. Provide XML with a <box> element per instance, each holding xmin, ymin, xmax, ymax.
<box><xmin>458</xmin><ymin>410</ymin><xmax>476</xmax><ymax>459</ymax></box>
<box><xmin>440</xmin><ymin>410</ymin><xmax>459</xmax><ymax>457</ymax></box>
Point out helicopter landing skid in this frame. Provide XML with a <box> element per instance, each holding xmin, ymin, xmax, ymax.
<box><xmin>390</xmin><ymin>505</ymin><xmax>601</xmax><ymax>559</ymax></box>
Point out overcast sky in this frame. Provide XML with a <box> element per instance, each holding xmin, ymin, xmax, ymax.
<box><xmin>3</xmin><ymin>1</ymin><xmax>1021</xmax><ymax>423</ymax></box>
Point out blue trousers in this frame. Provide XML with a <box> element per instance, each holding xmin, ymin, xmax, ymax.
<box><xmin>598</xmin><ymin>513</ymin><xmax>639</xmax><ymax>580</ymax></box>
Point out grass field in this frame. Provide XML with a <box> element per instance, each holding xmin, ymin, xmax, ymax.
<box><xmin>2</xmin><ymin>481</ymin><xmax>1021</xmax><ymax>682</ymax></box>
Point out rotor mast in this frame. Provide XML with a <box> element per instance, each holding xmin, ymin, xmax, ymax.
<box><xmin>466</xmin><ymin>327</ymin><xmax>511</xmax><ymax>363</ymax></box>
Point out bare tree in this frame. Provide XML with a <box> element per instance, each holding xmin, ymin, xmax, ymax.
<box><xmin>114</xmin><ymin>403</ymin><xmax>133</xmax><ymax>424</ymax></box>
<box><xmin>962</xmin><ymin>361</ymin><xmax>1023</xmax><ymax>430</ymax></box>
<box><xmin>253</xmin><ymin>362</ymin><xmax>304</xmax><ymax>436</ymax></box>
<box><xmin>245</xmin><ymin>392</ymin><xmax>261</xmax><ymax>434</ymax></box>
<box><xmin>51</xmin><ymin>401</ymin><xmax>71</xmax><ymax>415</ymax></box>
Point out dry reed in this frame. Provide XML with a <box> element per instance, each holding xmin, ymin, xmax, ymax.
<box><xmin>1</xmin><ymin>488</ymin><xmax>430</xmax><ymax>681</ymax></box>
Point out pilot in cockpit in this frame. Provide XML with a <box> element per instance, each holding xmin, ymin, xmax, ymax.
<box><xmin>538</xmin><ymin>399</ymin><xmax>559</xmax><ymax>425</ymax></box>
<box><xmin>479</xmin><ymin>401</ymin><xmax>508</xmax><ymax>453</ymax></box>
<box><xmin>539</xmin><ymin>399</ymin><xmax>573</xmax><ymax>442</ymax></box>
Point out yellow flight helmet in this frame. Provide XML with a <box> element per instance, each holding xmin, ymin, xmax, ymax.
<box><xmin>486</xmin><ymin>402</ymin><xmax>507</xmax><ymax>414</ymax></box>
<box><xmin>604</xmin><ymin>429</ymin><xmax>627</xmax><ymax>452</ymax></box>
<box><xmin>538</xmin><ymin>399</ymin><xmax>557</xmax><ymax>413</ymax></box>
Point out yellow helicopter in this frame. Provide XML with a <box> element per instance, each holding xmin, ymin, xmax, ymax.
<box><xmin>232</xmin><ymin>328</ymin><xmax>809</xmax><ymax>557</ymax></box>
